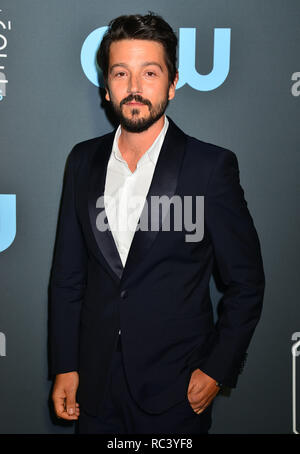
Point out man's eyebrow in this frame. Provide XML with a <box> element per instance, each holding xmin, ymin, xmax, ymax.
<box><xmin>109</xmin><ymin>62</ymin><xmax>164</xmax><ymax>73</ymax></box>
<box><xmin>142</xmin><ymin>62</ymin><xmax>164</xmax><ymax>71</ymax></box>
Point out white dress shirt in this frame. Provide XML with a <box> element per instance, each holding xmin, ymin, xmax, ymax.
<box><xmin>104</xmin><ymin>115</ymin><xmax>169</xmax><ymax>335</ymax></box>
<box><xmin>104</xmin><ymin>115</ymin><xmax>169</xmax><ymax>266</ymax></box>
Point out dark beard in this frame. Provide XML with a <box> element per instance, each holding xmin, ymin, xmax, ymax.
<box><xmin>110</xmin><ymin>92</ymin><xmax>169</xmax><ymax>133</ymax></box>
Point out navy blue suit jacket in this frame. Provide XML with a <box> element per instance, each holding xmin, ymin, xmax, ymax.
<box><xmin>49</xmin><ymin>116</ymin><xmax>265</xmax><ymax>416</ymax></box>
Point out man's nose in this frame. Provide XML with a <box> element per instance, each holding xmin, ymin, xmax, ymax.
<box><xmin>127</xmin><ymin>74</ymin><xmax>142</xmax><ymax>93</ymax></box>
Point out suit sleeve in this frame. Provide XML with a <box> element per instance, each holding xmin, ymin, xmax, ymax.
<box><xmin>49</xmin><ymin>146</ymin><xmax>87</xmax><ymax>376</ymax></box>
<box><xmin>199</xmin><ymin>148</ymin><xmax>265</xmax><ymax>388</ymax></box>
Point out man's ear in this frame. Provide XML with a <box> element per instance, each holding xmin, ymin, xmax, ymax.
<box><xmin>105</xmin><ymin>87</ymin><xmax>110</xmax><ymax>102</ymax></box>
<box><xmin>168</xmin><ymin>71</ymin><xmax>179</xmax><ymax>100</ymax></box>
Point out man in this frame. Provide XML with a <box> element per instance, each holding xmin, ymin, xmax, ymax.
<box><xmin>49</xmin><ymin>13</ymin><xmax>265</xmax><ymax>434</ymax></box>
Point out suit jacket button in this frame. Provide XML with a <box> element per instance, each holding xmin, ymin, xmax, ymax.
<box><xmin>120</xmin><ymin>290</ymin><xmax>128</xmax><ymax>299</ymax></box>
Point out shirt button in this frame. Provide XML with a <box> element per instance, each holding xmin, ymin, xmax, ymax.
<box><xmin>120</xmin><ymin>290</ymin><xmax>128</xmax><ymax>299</ymax></box>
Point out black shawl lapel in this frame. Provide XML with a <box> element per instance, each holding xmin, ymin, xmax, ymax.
<box><xmin>88</xmin><ymin>116</ymin><xmax>187</xmax><ymax>285</ymax></box>
<box><xmin>88</xmin><ymin>129</ymin><xmax>124</xmax><ymax>282</ymax></box>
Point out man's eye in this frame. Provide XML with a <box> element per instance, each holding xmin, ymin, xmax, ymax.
<box><xmin>146</xmin><ymin>71</ymin><xmax>156</xmax><ymax>77</ymax></box>
<box><xmin>115</xmin><ymin>72</ymin><xmax>126</xmax><ymax>77</ymax></box>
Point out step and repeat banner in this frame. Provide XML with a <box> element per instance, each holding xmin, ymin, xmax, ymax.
<box><xmin>0</xmin><ymin>0</ymin><xmax>299</xmax><ymax>434</ymax></box>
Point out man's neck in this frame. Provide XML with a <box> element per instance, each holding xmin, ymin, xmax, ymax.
<box><xmin>118</xmin><ymin>115</ymin><xmax>165</xmax><ymax>158</ymax></box>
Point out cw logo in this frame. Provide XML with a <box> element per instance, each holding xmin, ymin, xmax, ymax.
<box><xmin>80</xmin><ymin>27</ymin><xmax>231</xmax><ymax>91</ymax></box>
<box><xmin>0</xmin><ymin>194</ymin><xmax>16</xmax><ymax>252</ymax></box>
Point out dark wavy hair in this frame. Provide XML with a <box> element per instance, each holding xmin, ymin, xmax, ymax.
<box><xmin>97</xmin><ymin>12</ymin><xmax>178</xmax><ymax>87</ymax></box>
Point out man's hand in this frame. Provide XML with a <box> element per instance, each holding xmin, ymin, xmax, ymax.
<box><xmin>52</xmin><ymin>371</ymin><xmax>80</xmax><ymax>420</ymax></box>
<box><xmin>187</xmin><ymin>368</ymin><xmax>220</xmax><ymax>414</ymax></box>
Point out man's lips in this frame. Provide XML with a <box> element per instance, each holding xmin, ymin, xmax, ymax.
<box><xmin>125</xmin><ymin>101</ymin><xmax>145</xmax><ymax>105</ymax></box>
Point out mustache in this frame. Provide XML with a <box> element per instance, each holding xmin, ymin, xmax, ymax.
<box><xmin>120</xmin><ymin>94</ymin><xmax>152</xmax><ymax>108</ymax></box>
